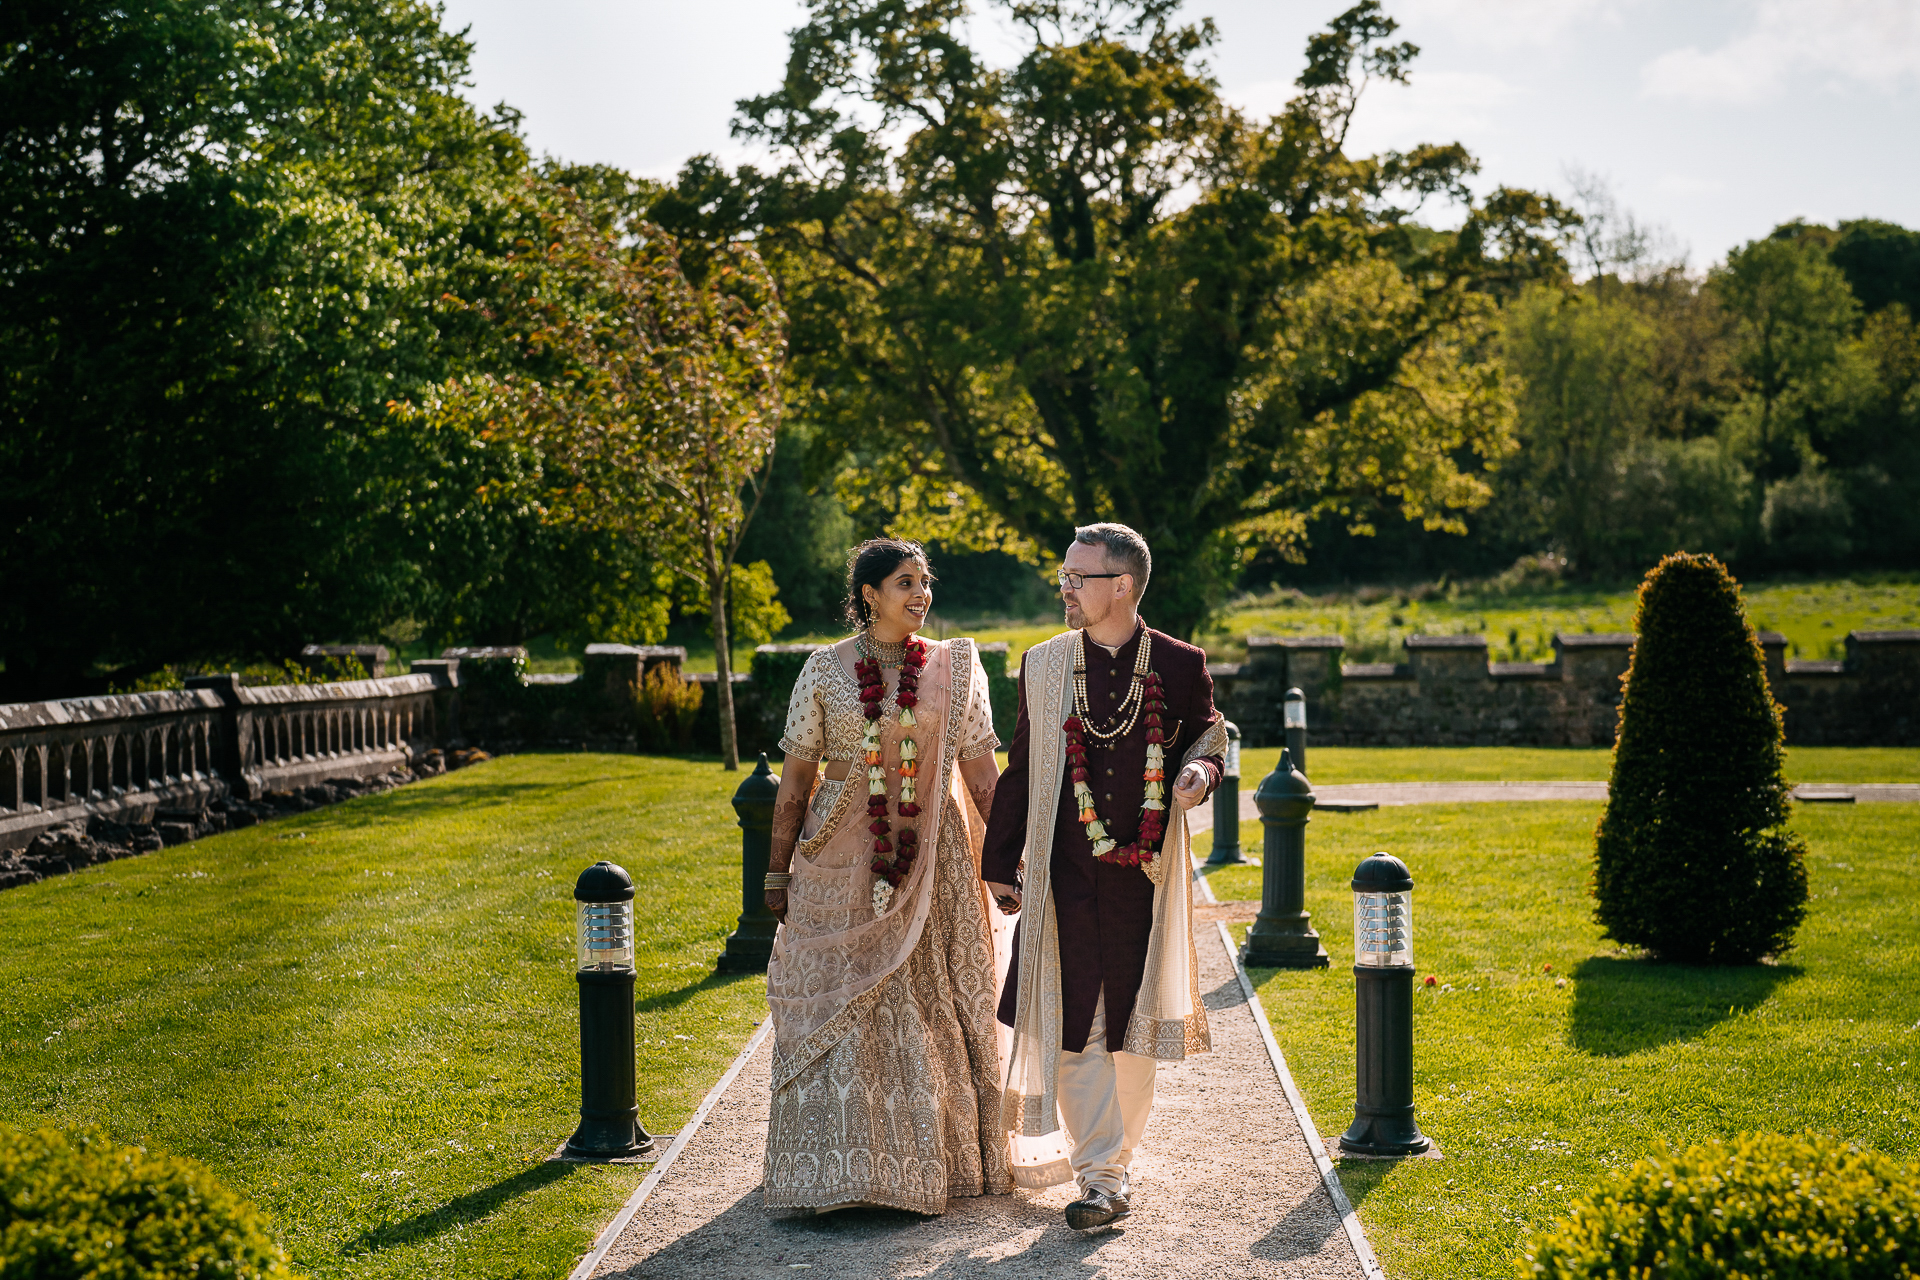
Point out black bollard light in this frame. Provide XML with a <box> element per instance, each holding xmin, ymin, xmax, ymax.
<box><xmin>1339</xmin><ymin>852</ymin><xmax>1431</xmax><ymax>1157</ymax></box>
<box><xmin>1205</xmin><ymin>720</ymin><xmax>1246</xmax><ymax>866</ymax></box>
<box><xmin>717</xmin><ymin>752</ymin><xmax>780</xmax><ymax>973</ymax></box>
<box><xmin>1239</xmin><ymin>749</ymin><xmax>1329</xmax><ymax>969</ymax></box>
<box><xmin>563</xmin><ymin>861</ymin><xmax>656</xmax><ymax>1160</ymax></box>
<box><xmin>1283</xmin><ymin>687</ymin><xmax>1307</xmax><ymax>777</ymax></box>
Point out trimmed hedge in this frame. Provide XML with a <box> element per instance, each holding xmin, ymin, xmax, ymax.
<box><xmin>1520</xmin><ymin>1131</ymin><xmax>1920</xmax><ymax>1278</ymax></box>
<box><xmin>1592</xmin><ymin>552</ymin><xmax>1809</xmax><ymax>963</ymax></box>
<box><xmin>0</xmin><ymin>1124</ymin><xmax>297</xmax><ymax>1279</ymax></box>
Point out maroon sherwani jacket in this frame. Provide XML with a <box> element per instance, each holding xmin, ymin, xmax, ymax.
<box><xmin>982</xmin><ymin>619</ymin><xmax>1223</xmax><ymax>1053</ymax></box>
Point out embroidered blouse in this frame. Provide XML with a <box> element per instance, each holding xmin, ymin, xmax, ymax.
<box><xmin>779</xmin><ymin>640</ymin><xmax>1000</xmax><ymax>765</ymax></box>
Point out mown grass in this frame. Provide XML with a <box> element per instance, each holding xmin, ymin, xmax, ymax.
<box><xmin>1232</xmin><ymin>745</ymin><xmax>1920</xmax><ymax>784</ymax></box>
<box><xmin>1200</xmin><ymin>575</ymin><xmax>1920</xmax><ymax>666</ymax></box>
<box><xmin>1202</xmin><ymin>803</ymin><xmax>1920</xmax><ymax>1280</ymax></box>
<box><xmin>706</xmin><ymin>574</ymin><xmax>1920</xmax><ymax>673</ymax></box>
<box><xmin>0</xmin><ymin>754</ymin><xmax>766</xmax><ymax>1280</ymax></box>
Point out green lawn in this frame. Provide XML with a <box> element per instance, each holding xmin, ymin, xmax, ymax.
<box><xmin>1201</xmin><ymin>804</ymin><xmax>1920</xmax><ymax>1280</ymax></box>
<box><xmin>1232</xmin><ymin>745</ymin><xmax>1920</xmax><ymax>784</ymax></box>
<box><xmin>0</xmin><ymin>754</ymin><xmax>766</xmax><ymax>1280</ymax></box>
<box><xmin>1200</xmin><ymin>575</ymin><xmax>1920</xmax><ymax>666</ymax></box>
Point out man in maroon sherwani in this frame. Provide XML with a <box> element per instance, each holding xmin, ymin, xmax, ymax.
<box><xmin>983</xmin><ymin>523</ymin><xmax>1223</xmax><ymax>1230</ymax></box>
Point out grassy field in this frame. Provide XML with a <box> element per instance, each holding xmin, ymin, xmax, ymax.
<box><xmin>1200</xmin><ymin>575</ymin><xmax>1920</xmax><ymax>666</ymax></box>
<box><xmin>1232</xmin><ymin>745</ymin><xmax>1920</xmax><ymax>784</ymax></box>
<box><xmin>0</xmin><ymin>754</ymin><xmax>764</xmax><ymax>1280</ymax></box>
<box><xmin>539</xmin><ymin>576</ymin><xmax>1920</xmax><ymax>674</ymax></box>
<box><xmin>1200</xmin><ymin>804</ymin><xmax>1920</xmax><ymax>1280</ymax></box>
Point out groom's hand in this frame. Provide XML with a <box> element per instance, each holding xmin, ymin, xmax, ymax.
<box><xmin>1171</xmin><ymin>763</ymin><xmax>1208</xmax><ymax>811</ymax></box>
<box><xmin>986</xmin><ymin>881</ymin><xmax>1022</xmax><ymax>914</ymax></box>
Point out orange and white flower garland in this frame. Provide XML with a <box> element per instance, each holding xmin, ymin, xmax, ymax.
<box><xmin>1065</xmin><ymin>656</ymin><xmax>1169</xmax><ymax>868</ymax></box>
<box><xmin>857</xmin><ymin>636</ymin><xmax>927</xmax><ymax>916</ymax></box>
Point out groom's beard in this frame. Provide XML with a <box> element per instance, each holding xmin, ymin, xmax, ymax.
<box><xmin>1064</xmin><ymin>598</ymin><xmax>1086</xmax><ymax>629</ymax></box>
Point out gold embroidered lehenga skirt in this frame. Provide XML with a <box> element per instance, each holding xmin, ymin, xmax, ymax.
<box><xmin>764</xmin><ymin>638</ymin><xmax>1013</xmax><ymax>1214</ymax></box>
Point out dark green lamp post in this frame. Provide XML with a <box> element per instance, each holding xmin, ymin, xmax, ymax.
<box><xmin>563</xmin><ymin>860</ymin><xmax>655</xmax><ymax>1160</ymax></box>
<box><xmin>717</xmin><ymin>753</ymin><xmax>780</xmax><ymax>973</ymax></box>
<box><xmin>1339</xmin><ymin>852</ymin><xmax>1431</xmax><ymax>1157</ymax></box>
<box><xmin>1239</xmin><ymin>749</ymin><xmax>1329</xmax><ymax>969</ymax></box>
<box><xmin>1205</xmin><ymin>720</ymin><xmax>1246</xmax><ymax>866</ymax></box>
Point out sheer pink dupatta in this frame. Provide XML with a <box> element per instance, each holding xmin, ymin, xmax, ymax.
<box><xmin>766</xmin><ymin>641</ymin><xmax>968</xmax><ymax>1089</ymax></box>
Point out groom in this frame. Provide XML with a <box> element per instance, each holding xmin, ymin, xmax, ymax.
<box><xmin>983</xmin><ymin>522</ymin><xmax>1225</xmax><ymax>1230</ymax></box>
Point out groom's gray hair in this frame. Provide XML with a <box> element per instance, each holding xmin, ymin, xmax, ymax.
<box><xmin>1073</xmin><ymin>522</ymin><xmax>1151</xmax><ymax>600</ymax></box>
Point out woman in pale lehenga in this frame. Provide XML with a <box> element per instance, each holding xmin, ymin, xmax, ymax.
<box><xmin>761</xmin><ymin>539</ymin><xmax>1014</xmax><ymax>1214</ymax></box>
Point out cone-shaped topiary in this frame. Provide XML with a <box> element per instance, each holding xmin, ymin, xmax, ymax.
<box><xmin>1592</xmin><ymin>552</ymin><xmax>1809</xmax><ymax>963</ymax></box>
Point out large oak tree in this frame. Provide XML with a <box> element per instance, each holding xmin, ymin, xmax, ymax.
<box><xmin>657</xmin><ymin>0</ymin><xmax>1573</xmax><ymax>636</ymax></box>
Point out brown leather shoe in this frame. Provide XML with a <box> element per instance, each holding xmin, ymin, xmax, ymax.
<box><xmin>1064</xmin><ymin>1177</ymin><xmax>1132</xmax><ymax>1230</ymax></box>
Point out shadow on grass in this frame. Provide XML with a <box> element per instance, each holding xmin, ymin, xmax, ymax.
<box><xmin>1567</xmin><ymin>956</ymin><xmax>1799</xmax><ymax>1057</ymax></box>
<box><xmin>637</xmin><ymin>969</ymin><xmax>760</xmax><ymax>1015</ymax></box>
<box><xmin>1329</xmin><ymin>1157</ymin><xmax>1394</xmax><ymax>1210</ymax></box>
<box><xmin>343</xmin><ymin>1161</ymin><xmax>582</xmax><ymax>1256</ymax></box>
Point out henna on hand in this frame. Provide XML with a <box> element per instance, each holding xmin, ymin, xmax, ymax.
<box><xmin>769</xmin><ymin>791</ymin><xmax>807</xmax><ymax>872</ymax></box>
<box><xmin>966</xmin><ymin>777</ymin><xmax>996</xmax><ymax>831</ymax></box>
<box><xmin>764</xmin><ymin>888</ymin><xmax>788</xmax><ymax>922</ymax></box>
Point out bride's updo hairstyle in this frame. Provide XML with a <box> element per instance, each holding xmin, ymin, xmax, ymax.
<box><xmin>842</xmin><ymin>538</ymin><xmax>935</xmax><ymax>632</ymax></box>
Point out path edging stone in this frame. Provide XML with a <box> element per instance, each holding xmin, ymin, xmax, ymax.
<box><xmin>1219</xmin><ymin>920</ymin><xmax>1387</xmax><ymax>1280</ymax></box>
<box><xmin>569</xmin><ymin>1022</ymin><xmax>774</xmax><ymax>1280</ymax></box>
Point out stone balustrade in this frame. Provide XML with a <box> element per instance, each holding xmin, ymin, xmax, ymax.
<box><xmin>0</xmin><ymin>671</ymin><xmax>450</xmax><ymax>851</ymax></box>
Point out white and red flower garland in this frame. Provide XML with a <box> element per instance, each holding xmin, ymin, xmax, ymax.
<box><xmin>1065</xmin><ymin>669</ymin><xmax>1168</xmax><ymax>868</ymax></box>
<box><xmin>857</xmin><ymin>636</ymin><xmax>927</xmax><ymax>915</ymax></box>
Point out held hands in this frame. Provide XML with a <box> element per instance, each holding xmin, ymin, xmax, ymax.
<box><xmin>985</xmin><ymin>882</ymin><xmax>1022</xmax><ymax>915</ymax></box>
<box><xmin>1171</xmin><ymin>762</ymin><xmax>1208</xmax><ymax>811</ymax></box>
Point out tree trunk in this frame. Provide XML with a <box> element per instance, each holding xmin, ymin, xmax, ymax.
<box><xmin>708</xmin><ymin>549</ymin><xmax>740</xmax><ymax>771</ymax></box>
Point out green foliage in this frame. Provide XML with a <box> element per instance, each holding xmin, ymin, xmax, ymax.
<box><xmin>662</xmin><ymin>0</ymin><xmax>1574</xmax><ymax>638</ymax></box>
<box><xmin>1593</xmin><ymin>553</ymin><xmax>1810</xmax><ymax>963</ymax></box>
<box><xmin>0</xmin><ymin>1123</ymin><xmax>297</xmax><ymax>1279</ymax></box>
<box><xmin>1830</xmin><ymin>219</ymin><xmax>1920</xmax><ymax>317</ymax></box>
<box><xmin>1520</xmin><ymin>1131</ymin><xmax>1920</xmax><ymax>1279</ymax></box>
<box><xmin>0</xmin><ymin>754</ymin><xmax>769</xmax><ymax>1279</ymax></box>
<box><xmin>0</xmin><ymin>0</ymin><xmax>534</xmax><ymax>699</ymax></box>
<box><xmin>1221</xmin><ymin>801</ymin><xmax>1920</xmax><ymax>1280</ymax></box>
<box><xmin>633</xmin><ymin>662</ymin><xmax>704</xmax><ymax>752</ymax></box>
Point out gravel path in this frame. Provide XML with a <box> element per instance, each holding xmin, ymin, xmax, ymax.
<box><xmin>588</xmin><ymin>921</ymin><xmax>1368</xmax><ymax>1279</ymax></box>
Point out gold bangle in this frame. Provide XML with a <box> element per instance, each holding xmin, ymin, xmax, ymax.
<box><xmin>763</xmin><ymin>872</ymin><xmax>793</xmax><ymax>889</ymax></box>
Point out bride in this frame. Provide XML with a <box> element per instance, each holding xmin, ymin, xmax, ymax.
<box><xmin>761</xmin><ymin>538</ymin><xmax>1013</xmax><ymax>1214</ymax></box>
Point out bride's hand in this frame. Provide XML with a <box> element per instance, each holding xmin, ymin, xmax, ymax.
<box><xmin>765</xmin><ymin>888</ymin><xmax>787</xmax><ymax>922</ymax></box>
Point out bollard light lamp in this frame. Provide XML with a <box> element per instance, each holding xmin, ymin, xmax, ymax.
<box><xmin>1354</xmin><ymin>861</ymin><xmax>1413</xmax><ymax>969</ymax></box>
<box><xmin>1283</xmin><ymin>687</ymin><xmax>1308</xmax><ymax>776</ymax></box>
<box><xmin>1339</xmin><ymin>852</ymin><xmax>1430</xmax><ymax>1157</ymax></box>
<box><xmin>1205</xmin><ymin>720</ymin><xmax>1246</xmax><ymax>866</ymax></box>
<box><xmin>563</xmin><ymin>860</ymin><xmax>655</xmax><ymax>1161</ymax></box>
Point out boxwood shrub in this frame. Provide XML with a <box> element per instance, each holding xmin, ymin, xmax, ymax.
<box><xmin>1520</xmin><ymin>1131</ymin><xmax>1920</xmax><ymax>1278</ymax></box>
<box><xmin>0</xmin><ymin>1123</ymin><xmax>297</xmax><ymax>1279</ymax></box>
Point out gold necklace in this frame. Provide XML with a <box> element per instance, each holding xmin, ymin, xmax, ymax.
<box><xmin>857</xmin><ymin>632</ymin><xmax>908</xmax><ymax>668</ymax></box>
<box><xmin>1071</xmin><ymin>628</ymin><xmax>1154</xmax><ymax>742</ymax></box>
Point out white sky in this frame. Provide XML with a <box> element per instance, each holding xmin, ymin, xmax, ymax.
<box><xmin>440</xmin><ymin>0</ymin><xmax>1920</xmax><ymax>268</ymax></box>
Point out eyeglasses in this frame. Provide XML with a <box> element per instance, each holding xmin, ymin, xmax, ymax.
<box><xmin>1057</xmin><ymin>570</ymin><xmax>1126</xmax><ymax>591</ymax></box>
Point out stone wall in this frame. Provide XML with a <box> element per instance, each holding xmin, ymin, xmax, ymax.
<box><xmin>1205</xmin><ymin>629</ymin><xmax>1920</xmax><ymax>747</ymax></box>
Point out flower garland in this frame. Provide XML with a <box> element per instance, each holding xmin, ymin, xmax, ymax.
<box><xmin>857</xmin><ymin>634</ymin><xmax>927</xmax><ymax>916</ymax></box>
<box><xmin>1066</xmin><ymin>665</ymin><xmax>1168</xmax><ymax>869</ymax></box>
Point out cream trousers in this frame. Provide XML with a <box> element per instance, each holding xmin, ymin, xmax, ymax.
<box><xmin>1056</xmin><ymin>988</ymin><xmax>1157</xmax><ymax>1196</ymax></box>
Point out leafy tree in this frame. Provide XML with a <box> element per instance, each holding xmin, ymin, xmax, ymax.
<box><xmin>656</xmin><ymin>0</ymin><xmax>1572</xmax><ymax>638</ymax></box>
<box><xmin>0</xmin><ymin>0</ymin><xmax>531</xmax><ymax>700</ymax></box>
<box><xmin>1829</xmin><ymin>218</ymin><xmax>1920</xmax><ymax>316</ymax></box>
<box><xmin>1592</xmin><ymin>552</ymin><xmax>1808</xmax><ymax>964</ymax></box>
<box><xmin>418</xmin><ymin>187</ymin><xmax>786</xmax><ymax>769</ymax></box>
<box><xmin>1711</xmin><ymin>234</ymin><xmax>1863</xmax><ymax>485</ymax></box>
